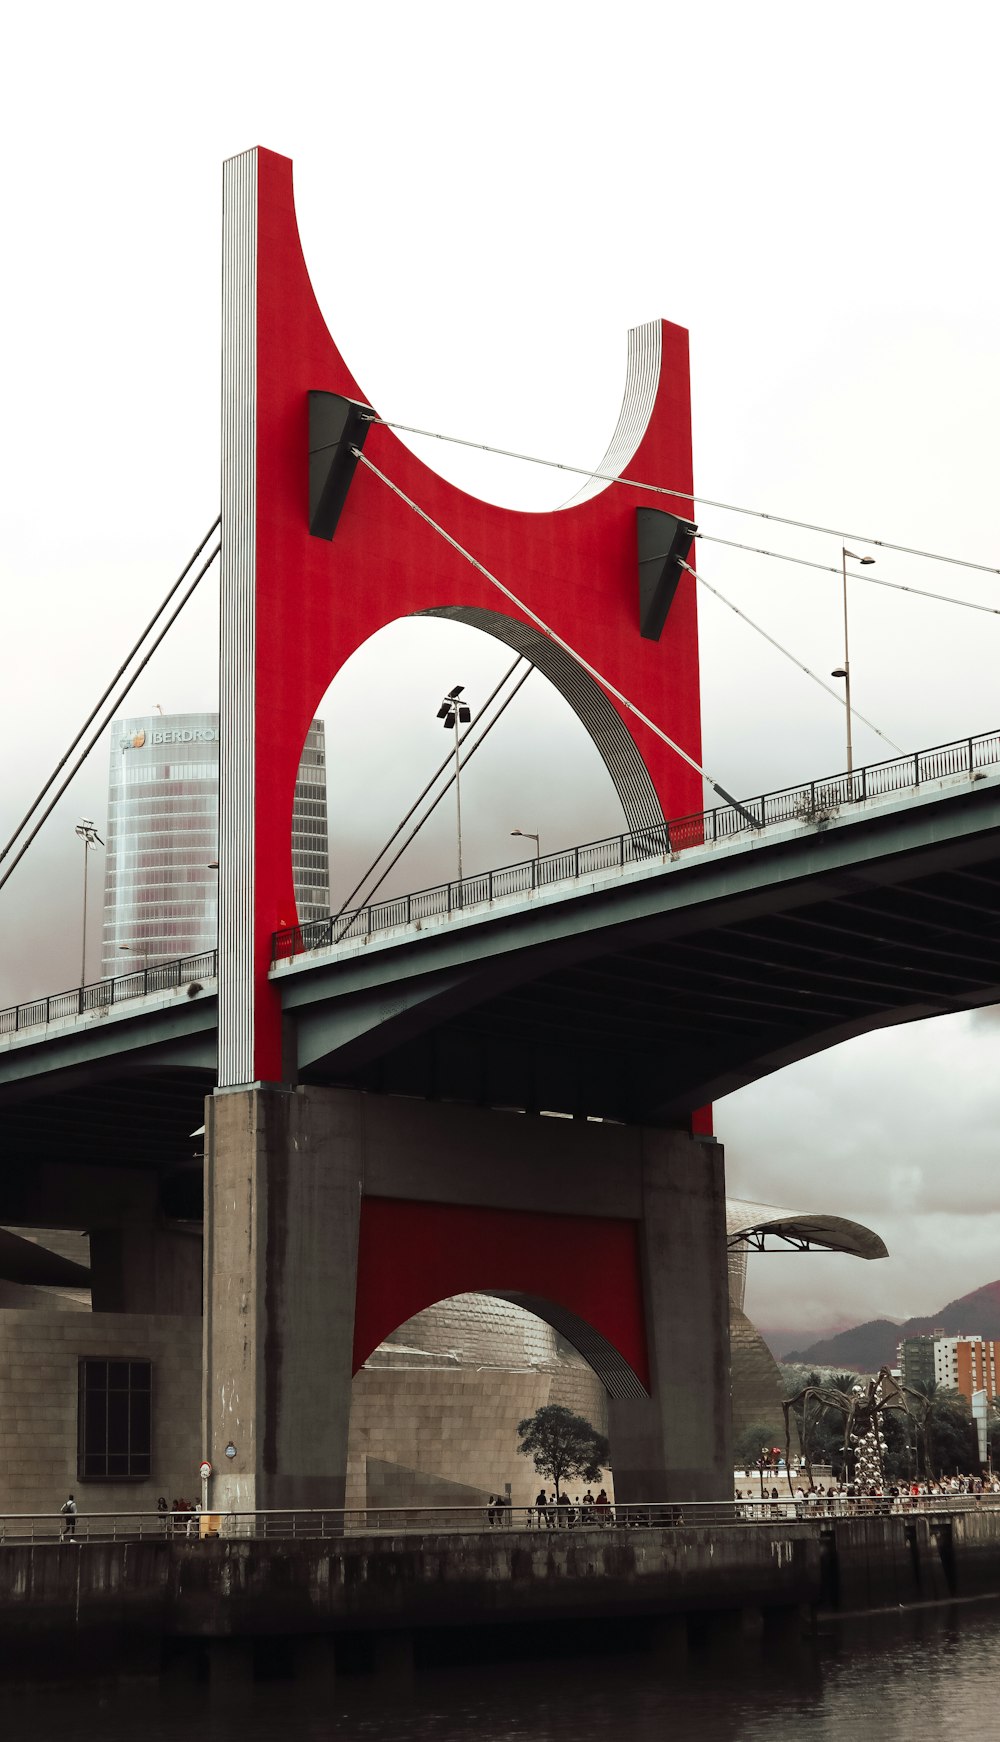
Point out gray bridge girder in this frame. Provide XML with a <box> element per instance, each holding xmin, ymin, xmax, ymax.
<box><xmin>0</xmin><ymin>991</ymin><xmax>217</xmax><ymax>1089</ymax></box>
<box><xmin>3</xmin><ymin>775</ymin><xmax>1000</xmax><ymax>1175</ymax></box>
<box><xmin>276</xmin><ymin>775</ymin><xmax>1000</xmax><ymax>1122</ymax></box>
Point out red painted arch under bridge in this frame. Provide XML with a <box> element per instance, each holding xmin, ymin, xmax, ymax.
<box><xmin>353</xmin><ymin>1197</ymin><xmax>651</xmax><ymax>1398</ymax></box>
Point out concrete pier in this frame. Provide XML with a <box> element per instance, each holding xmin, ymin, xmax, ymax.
<box><xmin>202</xmin><ymin>1086</ymin><xmax>734</xmax><ymax>1512</ymax></box>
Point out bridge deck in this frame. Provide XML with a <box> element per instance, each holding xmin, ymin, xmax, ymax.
<box><xmin>4</xmin><ymin>743</ymin><xmax>1000</xmax><ymax>1177</ymax></box>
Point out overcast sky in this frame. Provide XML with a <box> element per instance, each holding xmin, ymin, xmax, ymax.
<box><xmin>2</xmin><ymin>3</ymin><xmax>999</xmax><ymax>1343</ymax></box>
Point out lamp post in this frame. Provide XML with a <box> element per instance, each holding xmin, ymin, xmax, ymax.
<box><xmin>832</xmin><ymin>547</ymin><xmax>876</xmax><ymax>774</ymax></box>
<box><xmin>437</xmin><ymin>685</ymin><xmax>471</xmax><ymax>885</ymax></box>
<box><xmin>510</xmin><ymin>828</ymin><xmax>540</xmax><ymax>861</ymax></box>
<box><xmin>74</xmin><ymin>818</ymin><xmax>104</xmax><ymax>987</ymax></box>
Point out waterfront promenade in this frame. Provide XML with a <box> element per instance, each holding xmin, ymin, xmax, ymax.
<box><xmin>1</xmin><ymin>1493</ymin><xmax>996</xmax><ymax>1545</ymax></box>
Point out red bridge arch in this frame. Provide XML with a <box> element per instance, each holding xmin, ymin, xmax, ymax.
<box><xmin>218</xmin><ymin>147</ymin><xmax>704</xmax><ymax>1088</ymax></box>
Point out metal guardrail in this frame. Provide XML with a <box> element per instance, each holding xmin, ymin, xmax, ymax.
<box><xmin>2</xmin><ymin>1494</ymin><xmax>998</xmax><ymax>1545</ymax></box>
<box><xmin>6</xmin><ymin>727</ymin><xmax>1000</xmax><ymax>1027</ymax></box>
<box><xmin>273</xmin><ymin>727</ymin><xmax>1000</xmax><ymax>961</ymax></box>
<box><xmin>0</xmin><ymin>951</ymin><xmax>217</xmax><ymax>1040</ymax></box>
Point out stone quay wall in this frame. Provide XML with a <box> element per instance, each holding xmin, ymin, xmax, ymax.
<box><xmin>4</xmin><ymin>1507</ymin><xmax>1000</xmax><ymax>1665</ymax></box>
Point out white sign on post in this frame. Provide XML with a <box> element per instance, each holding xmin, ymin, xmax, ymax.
<box><xmin>199</xmin><ymin>1460</ymin><xmax>213</xmax><ymax>1481</ymax></box>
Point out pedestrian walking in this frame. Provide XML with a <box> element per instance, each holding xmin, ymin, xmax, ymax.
<box><xmin>60</xmin><ymin>1493</ymin><xmax>77</xmax><ymax>1541</ymax></box>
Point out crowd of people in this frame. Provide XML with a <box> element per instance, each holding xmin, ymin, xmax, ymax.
<box><xmin>157</xmin><ymin>1495</ymin><xmax>203</xmax><ymax>1536</ymax></box>
<box><xmin>486</xmin><ymin>1489</ymin><xmax>613</xmax><ymax>1527</ymax></box>
<box><xmin>735</xmin><ymin>1473</ymin><xmax>1000</xmax><ymax>1516</ymax></box>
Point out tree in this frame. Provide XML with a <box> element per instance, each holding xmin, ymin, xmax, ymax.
<box><xmin>925</xmin><ymin>1390</ymin><xmax>979</xmax><ymax>1475</ymax></box>
<box><xmin>516</xmin><ymin>1405</ymin><xmax>610</xmax><ymax>1499</ymax></box>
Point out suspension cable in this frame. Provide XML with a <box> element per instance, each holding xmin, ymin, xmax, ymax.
<box><xmin>363</xmin><ymin>414</ymin><xmax>1000</xmax><ymax>579</ymax></box>
<box><xmin>336</xmin><ymin>663</ymin><xmax>535</xmax><ymax>930</ymax></box>
<box><xmin>697</xmin><ymin>532</ymin><xmax>1000</xmax><ymax>617</ymax></box>
<box><xmin>333</xmin><ymin>654</ymin><xmax>527</xmax><ymax>917</ymax></box>
<box><xmin>679</xmin><ymin>561</ymin><xmax>902</xmax><ymax>754</ymax></box>
<box><xmin>0</xmin><ymin>515</ymin><xmax>221</xmax><ymax>870</ymax></box>
<box><xmin>350</xmin><ymin>448</ymin><xmax>760</xmax><ymax>829</ymax></box>
<box><xmin>0</xmin><ymin>540</ymin><xmax>221</xmax><ymax>896</ymax></box>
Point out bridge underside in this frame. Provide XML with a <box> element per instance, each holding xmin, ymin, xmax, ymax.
<box><xmin>3</xmin><ymin>779</ymin><xmax>1000</xmax><ymax>1190</ymax></box>
<box><xmin>0</xmin><ymin>1067</ymin><xmax>210</xmax><ymax>1225</ymax></box>
<box><xmin>286</xmin><ymin>783</ymin><xmax>1000</xmax><ymax>1125</ymax></box>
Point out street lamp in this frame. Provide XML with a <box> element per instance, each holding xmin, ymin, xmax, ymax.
<box><xmin>74</xmin><ymin>818</ymin><xmax>104</xmax><ymax>987</ymax></box>
<box><xmin>511</xmin><ymin>828</ymin><xmax>541</xmax><ymax>862</ymax></box>
<box><xmin>832</xmin><ymin>547</ymin><xmax>876</xmax><ymax>774</ymax></box>
<box><xmin>436</xmin><ymin>685</ymin><xmax>471</xmax><ymax>884</ymax></box>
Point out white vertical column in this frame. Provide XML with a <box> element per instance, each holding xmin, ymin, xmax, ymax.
<box><xmin>219</xmin><ymin>149</ymin><xmax>258</xmax><ymax>1088</ymax></box>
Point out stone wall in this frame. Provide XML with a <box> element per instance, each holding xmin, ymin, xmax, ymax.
<box><xmin>345</xmin><ymin>1294</ymin><xmax>613</xmax><ymax>1509</ymax></box>
<box><xmin>0</xmin><ymin>1310</ymin><xmax>201</xmax><ymax>1514</ymax></box>
<box><xmin>0</xmin><ymin>1289</ymin><xmax>781</xmax><ymax>1516</ymax></box>
<box><xmin>346</xmin><ymin>1366</ymin><xmax>613</xmax><ymax>1510</ymax></box>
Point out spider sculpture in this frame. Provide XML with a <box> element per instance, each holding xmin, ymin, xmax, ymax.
<box><xmin>782</xmin><ymin>1366</ymin><xmax>933</xmax><ymax>1491</ymax></box>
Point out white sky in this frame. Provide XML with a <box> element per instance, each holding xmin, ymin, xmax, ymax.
<box><xmin>2</xmin><ymin>1</ymin><xmax>999</xmax><ymax>1344</ymax></box>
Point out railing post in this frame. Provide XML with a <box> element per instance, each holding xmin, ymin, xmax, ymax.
<box><xmin>574</xmin><ymin>846</ymin><xmax>579</xmax><ymax>877</ymax></box>
<box><xmin>915</xmin><ymin>752</ymin><xmax>920</xmax><ymax>788</ymax></box>
<box><xmin>969</xmin><ymin>737</ymin><xmax>974</xmax><ymax>775</ymax></box>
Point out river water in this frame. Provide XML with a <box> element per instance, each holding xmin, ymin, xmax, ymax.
<box><xmin>3</xmin><ymin>1604</ymin><xmax>999</xmax><ymax>1741</ymax></box>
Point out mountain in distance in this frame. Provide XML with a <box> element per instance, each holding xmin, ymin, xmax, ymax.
<box><xmin>777</xmin><ymin>1280</ymin><xmax>1000</xmax><ymax>1371</ymax></box>
<box><xmin>763</xmin><ymin>1316</ymin><xmax>895</xmax><ymax>1361</ymax></box>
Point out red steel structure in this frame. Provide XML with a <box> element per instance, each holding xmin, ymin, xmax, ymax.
<box><xmin>219</xmin><ymin>147</ymin><xmax>703</xmax><ymax>1093</ymax></box>
<box><xmin>213</xmin><ymin>149</ymin><xmax>720</xmax><ymax>1465</ymax></box>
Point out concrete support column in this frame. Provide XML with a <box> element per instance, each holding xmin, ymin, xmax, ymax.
<box><xmin>203</xmin><ymin>1085</ymin><xmax>362</xmax><ymax>1512</ymax></box>
<box><xmin>608</xmin><ymin>1132</ymin><xmax>731</xmax><ymax>1503</ymax></box>
<box><xmin>90</xmin><ymin>1222</ymin><xmax>203</xmax><ymax>1315</ymax></box>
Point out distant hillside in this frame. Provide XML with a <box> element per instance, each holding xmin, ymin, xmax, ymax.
<box><xmin>782</xmin><ymin>1318</ymin><xmax>901</xmax><ymax>1371</ymax></box>
<box><xmin>781</xmin><ymin>1280</ymin><xmax>1000</xmax><ymax>1371</ymax></box>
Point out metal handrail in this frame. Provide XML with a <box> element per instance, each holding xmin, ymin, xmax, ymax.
<box><xmin>273</xmin><ymin>725</ymin><xmax>1000</xmax><ymax>961</ymax></box>
<box><xmin>0</xmin><ymin>950</ymin><xmax>218</xmax><ymax>1041</ymax></box>
<box><xmin>2</xmin><ymin>1493</ymin><xmax>997</xmax><ymax>1544</ymax></box>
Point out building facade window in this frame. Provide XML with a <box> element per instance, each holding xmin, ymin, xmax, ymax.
<box><xmin>78</xmin><ymin>1358</ymin><xmax>152</xmax><ymax>1480</ymax></box>
<box><xmin>101</xmin><ymin>714</ymin><xmax>330</xmax><ymax>973</ymax></box>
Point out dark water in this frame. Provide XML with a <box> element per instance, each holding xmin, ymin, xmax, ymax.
<box><xmin>3</xmin><ymin>1606</ymin><xmax>1000</xmax><ymax>1741</ymax></box>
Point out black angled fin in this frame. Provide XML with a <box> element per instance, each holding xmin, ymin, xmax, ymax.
<box><xmin>308</xmin><ymin>392</ymin><xmax>373</xmax><ymax>539</ymax></box>
<box><xmin>637</xmin><ymin>506</ymin><xmax>698</xmax><ymax>641</ymax></box>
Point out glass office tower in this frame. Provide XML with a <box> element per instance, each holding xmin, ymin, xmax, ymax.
<box><xmin>101</xmin><ymin>713</ymin><xmax>328</xmax><ymax>974</ymax></box>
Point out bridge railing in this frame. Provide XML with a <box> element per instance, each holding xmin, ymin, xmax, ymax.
<box><xmin>0</xmin><ymin>950</ymin><xmax>218</xmax><ymax>1040</ymax></box>
<box><xmin>3</xmin><ymin>1493</ymin><xmax>997</xmax><ymax>1545</ymax></box>
<box><xmin>273</xmin><ymin>726</ymin><xmax>1000</xmax><ymax>961</ymax></box>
